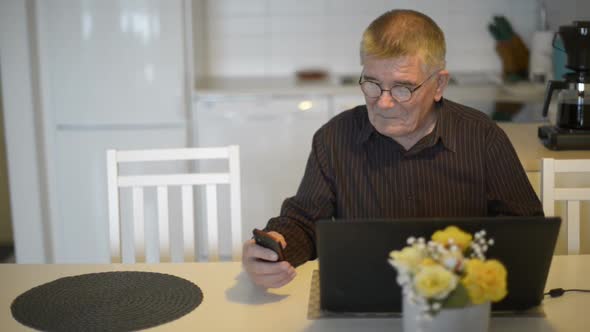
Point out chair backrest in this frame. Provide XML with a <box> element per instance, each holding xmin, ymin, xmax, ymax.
<box><xmin>541</xmin><ymin>158</ymin><xmax>590</xmax><ymax>254</ymax></box>
<box><xmin>106</xmin><ymin>146</ymin><xmax>242</xmax><ymax>263</ymax></box>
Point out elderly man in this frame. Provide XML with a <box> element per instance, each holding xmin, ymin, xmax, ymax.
<box><xmin>242</xmin><ymin>9</ymin><xmax>543</xmax><ymax>288</ymax></box>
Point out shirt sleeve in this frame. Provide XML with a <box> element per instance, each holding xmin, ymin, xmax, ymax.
<box><xmin>264</xmin><ymin>129</ymin><xmax>336</xmax><ymax>267</ymax></box>
<box><xmin>485</xmin><ymin>126</ymin><xmax>544</xmax><ymax>216</ymax></box>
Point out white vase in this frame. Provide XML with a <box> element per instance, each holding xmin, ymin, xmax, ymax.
<box><xmin>402</xmin><ymin>296</ymin><xmax>490</xmax><ymax>332</ymax></box>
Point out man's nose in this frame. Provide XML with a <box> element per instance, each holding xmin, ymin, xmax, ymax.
<box><xmin>377</xmin><ymin>91</ymin><xmax>396</xmax><ymax>109</ymax></box>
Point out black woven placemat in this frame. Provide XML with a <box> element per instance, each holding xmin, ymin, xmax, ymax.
<box><xmin>11</xmin><ymin>271</ymin><xmax>203</xmax><ymax>332</ymax></box>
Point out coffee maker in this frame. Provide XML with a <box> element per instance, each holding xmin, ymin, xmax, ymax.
<box><xmin>539</xmin><ymin>21</ymin><xmax>590</xmax><ymax>150</ymax></box>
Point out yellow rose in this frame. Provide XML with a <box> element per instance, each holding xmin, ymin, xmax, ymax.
<box><xmin>420</xmin><ymin>258</ymin><xmax>438</xmax><ymax>266</ymax></box>
<box><xmin>413</xmin><ymin>265</ymin><xmax>458</xmax><ymax>300</ymax></box>
<box><xmin>390</xmin><ymin>246</ymin><xmax>424</xmax><ymax>273</ymax></box>
<box><xmin>462</xmin><ymin>259</ymin><xmax>508</xmax><ymax>304</ymax></box>
<box><xmin>431</xmin><ymin>226</ymin><xmax>472</xmax><ymax>251</ymax></box>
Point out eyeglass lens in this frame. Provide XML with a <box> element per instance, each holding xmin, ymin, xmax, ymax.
<box><xmin>360</xmin><ymin>81</ymin><xmax>412</xmax><ymax>101</ymax></box>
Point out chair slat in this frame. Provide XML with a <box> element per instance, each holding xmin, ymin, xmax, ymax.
<box><xmin>181</xmin><ymin>185</ymin><xmax>196</xmax><ymax>262</ymax></box>
<box><xmin>116</xmin><ymin>147</ymin><xmax>230</xmax><ymax>162</ymax></box>
<box><xmin>554</xmin><ymin>160</ymin><xmax>590</xmax><ymax>173</ymax></box>
<box><xmin>119</xmin><ymin>173</ymin><xmax>230</xmax><ymax>187</ymax></box>
<box><xmin>541</xmin><ymin>158</ymin><xmax>555</xmax><ymax>216</ymax></box>
<box><xmin>131</xmin><ymin>187</ymin><xmax>145</xmax><ymax>264</ymax></box>
<box><xmin>567</xmin><ymin>201</ymin><xmax>581</xmax><ymax>255</ymax></box>
<box><xmin>554</xmin><ymin>188</ymin><xmax>590</xmax><ymax>200</ymax></box>
<box><xmin>106</xmin><ymin>150</ymin><xmax>121</xmax><ymax>263</ymax></box>
<box><xmin>206</xmin><ymin>184</ymin><xmax>219</xmax><ymax>261</ymax></box>
<box><xmin>157</xmin><ymin>186</ymin><xmax>170</xmax><ymax>262</ymax></box>
<box><xmin>229</xmin><ymin>145</ymin><xmax>242</xmax><ymax>260</ymax></box>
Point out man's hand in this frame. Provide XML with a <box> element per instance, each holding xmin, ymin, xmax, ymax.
<box><xmin>242</xmin><ymin>231</ymin><xmax>296</xmax><ymax>288</ymax></box>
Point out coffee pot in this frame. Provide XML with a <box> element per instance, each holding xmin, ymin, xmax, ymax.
<box><xmin>541</xmin><ymin>21</ymin><xmax>590</xmax><ymax>129</ymax></box>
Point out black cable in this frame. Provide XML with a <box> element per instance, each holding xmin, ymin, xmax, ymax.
<box><xmin>544</xmin><ymin>288</ymin><xmax>590</xmax><ymax>298</ymax></box>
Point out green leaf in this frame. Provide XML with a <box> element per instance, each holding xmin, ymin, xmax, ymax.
<box><xmin>443</xmin><ymin>284</ymin><xmax>471</xmax><ymax>308</ymax></box>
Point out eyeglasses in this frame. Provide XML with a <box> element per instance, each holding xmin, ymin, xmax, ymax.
<box><xmin>358</xmin><ymin>69</ymin><xmax>440</xmax><ymax>102</ymax></box>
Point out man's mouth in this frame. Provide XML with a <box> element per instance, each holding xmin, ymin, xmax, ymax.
<box><xmin>376</xmin><ymin>113</ymin><xmax>399</xmax><ymax>119</ymax></box>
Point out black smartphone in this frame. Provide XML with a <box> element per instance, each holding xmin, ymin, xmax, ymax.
<box><xmin>252</xmin><ymin>228</ymin><xmax>285</xmax><ymax>261</ymax></box>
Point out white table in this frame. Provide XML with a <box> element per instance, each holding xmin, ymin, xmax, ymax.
<box><xmin>1</xmin><ymin>255</ymin><xmax>589</xmax><ymax>331</ymax></box>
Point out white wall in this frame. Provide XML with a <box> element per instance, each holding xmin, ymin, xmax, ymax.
<box><xmin>546</xmin><ymin>0</ymin><xmax>590</xmax><ymax>31</ymax></box>
<box><xmin>198</xmin><ymin>0</ymin><xmax>539</xmax><ymax>78</ymax></box>
<box><xmin>0</xmin><ymin>0</ymin><xmax>51</xmax><ymax>262</ymax></box>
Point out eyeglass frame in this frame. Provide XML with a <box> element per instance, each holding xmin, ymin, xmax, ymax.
<box><xmin>358</xmin><ymin>68</ymin><xmax>442</xmax><ymax>102</ymax></box>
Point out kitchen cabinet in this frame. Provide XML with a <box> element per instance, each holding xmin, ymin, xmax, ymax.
<box><xmin>332</xmin><ymin>94</ymin><xmax>365</xmax><ymax>115</ymax></box>
<box><xmin>193</xmin><ymin>94</ymin><xmax>331</xmax><ymax>238</ymax></box>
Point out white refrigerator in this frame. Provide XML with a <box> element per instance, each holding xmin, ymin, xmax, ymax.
<box><xmin>36</xmin><ymin>0</ymin><xmax>190</xmax><ymax>262</ymax></box>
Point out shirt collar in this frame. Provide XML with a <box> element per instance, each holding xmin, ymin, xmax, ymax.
<box><xmin>356</xmin><ymin>99</ymin><xmax>457</xmax><ymax>153</ymax></box>
<box><xmin>356</xmin><ymin>108</ymin><xmax>375</xmax><ymax>145</ymax></box>
<box><xmin>431</xmin><ymin>99</ymin><xmax>457</xmax><ymax>152</ymax></box>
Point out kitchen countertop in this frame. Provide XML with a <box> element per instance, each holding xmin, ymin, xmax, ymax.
<box><xmin>194</xmin><ymin>76</ymin><xmax>547</xmax><ymax>103</ymax></box>
<box><xmin>195</xmin><ymin>76</ymin><xmax>359</xmax><ymax>96</ymax></box>
<box><xmin>499</xmin><ymin>122</ymin><xmax>590</xmax><ymax>172</ymax></box>
<box><xmin>194</xmin><ymin>76</ymin><xmax>550</xmax><ymax>123</ymax></box>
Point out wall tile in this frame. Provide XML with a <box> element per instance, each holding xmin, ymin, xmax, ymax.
<box><xmin>325</xmin><ymin>15</ymin><xmax>374</xmax><ymax>34</ymax></box>
<box><xmin>270</xmin><ymin>16</ymin><xmax>325</xmax><ymax>35</ymax></box>
<box><xmin>202</xmin><ymin>0</ymin><xmax>539</xmax><ymax>77</ymax></box>
<box><xmin>208</xmin><ymin>37</ymin><xmax>268</xmax><ymax>76</ymax></box>
<box><xmin>208</xmin><ymin>17</ymin><xmax>267</xmax><ymax>37</ymax></box>
<box><xmin>207</xmin><ymin>0</ymin><xmax>268</xmax><ymax>17</ymax></box>
<box><xmin>325</xmin><ymin>0</ymin><xmax>390</xmax><ymax>16</ymax></box>
<box><xmin>269</xmin><ymin>0</ymin><xmax>326</xmax><ymax>16</ymax></box>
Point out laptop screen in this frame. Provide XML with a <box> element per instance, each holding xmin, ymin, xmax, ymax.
<box><xmin>317</xmin><ymin>217</ymin><xmax>561</xmax><ymax>313</ymax></box>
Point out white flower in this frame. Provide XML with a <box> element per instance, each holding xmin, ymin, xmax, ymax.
<box><xmin>390</xmin><ymin>246</ymin><xmax>425</xmax><ymax>274</ymax></box>
<box><xmin>396</xmin><ymin>272</ymin><xmax>411</xmax><ymax>285</ymax></box>
<box><xmin>442</xmin><ymin>256</ymin><xmax>458</xmax><ymax>271</ymax></box>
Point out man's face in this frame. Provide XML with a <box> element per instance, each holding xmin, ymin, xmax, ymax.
<box><xmin>361</xmin><ymin>56</ymin><xmax>447</xmax><ymax>142</ymax></box>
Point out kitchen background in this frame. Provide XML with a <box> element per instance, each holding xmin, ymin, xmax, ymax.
<box><xmin>195</xmin><ymin>0</ymin><xmax>536</xmax><ymax>77</ymax></box>
<box><xmin>1</xmin><ymin>0</ymin><xmax>589</xmax><ymax>263</ymax></box>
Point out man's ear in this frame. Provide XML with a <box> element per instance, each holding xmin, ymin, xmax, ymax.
<box><xmin>433</xmin><ymin>70</ymin><xmax>450</xmax><ymax>102</ymax></box>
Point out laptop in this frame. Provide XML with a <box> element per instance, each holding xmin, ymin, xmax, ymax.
<box><xmin>316</xmin><ymin>217</ymin><xmax>561</xmax><ymax>314</ymax></box>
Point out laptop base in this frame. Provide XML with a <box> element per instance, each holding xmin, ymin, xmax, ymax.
<box><xmin>308</xmin><ymin>270</ymin><xmax>546</xmax><ymax>320</ymax></box>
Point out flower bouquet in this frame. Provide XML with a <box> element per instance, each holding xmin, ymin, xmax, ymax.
<box><xmin>389</xmin><ymin>226</ymin><xmax>508</xmax><ymax>332</ymax></box>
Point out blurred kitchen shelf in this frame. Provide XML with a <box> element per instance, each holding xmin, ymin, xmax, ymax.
<box><xmin>195</xmin><ymin>76</ymin><xmax>359</xmax><ymax>97</ymax></box>
<box><xmin>449</xmin><ymin>71</ymin><xmax>502</xmax><ymax>85</ymax></box>
<box><xmin>195</xmin><ymin>75</ymin><xmax>547</xmax><ymax>104</ymax></box>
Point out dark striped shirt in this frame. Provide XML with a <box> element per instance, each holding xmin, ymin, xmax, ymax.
<box><xmin>265</xmin><ymin>99</ymin><xmax>543</xmax><ymax>267</ymax></box>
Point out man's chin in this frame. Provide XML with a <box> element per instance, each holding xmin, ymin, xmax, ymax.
<box><xmin>376</xmin><ymin>127</ymin><xmax>410</xmax><ymax>139</ymax></box>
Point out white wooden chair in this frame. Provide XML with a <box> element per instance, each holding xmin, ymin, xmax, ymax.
<box><xmin>106</xmin><ymin>146</ymin><xmax>242</xmax><ymax>263</ymax></box>
<box><xmin>541</xmin><ymin>158</ymin><xmax>590</xmax><ymax>254</ymax></box>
